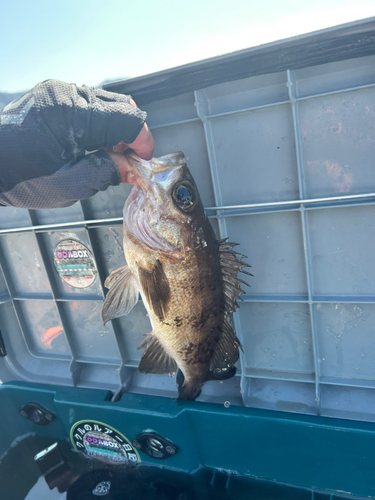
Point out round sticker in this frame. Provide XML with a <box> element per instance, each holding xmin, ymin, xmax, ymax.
<box><xmin>70</xmin><ymin>420</ymin><xmax>141</xmax><ymax>466</ymax></box>
<box><xmin>54</xmin><ymin>240</ymin><xmax>97</xmax><ymax>289</ymax></box>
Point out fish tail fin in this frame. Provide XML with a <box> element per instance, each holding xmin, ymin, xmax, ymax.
<box><xmin>176</xmin><ymin>369</ymin><xmax>202</xmax><ymax>401</ymax></box>
<box><xmin>177</xmin><ymin>381</ymin><xmax>202</xmax><ymax>401</ymax></box>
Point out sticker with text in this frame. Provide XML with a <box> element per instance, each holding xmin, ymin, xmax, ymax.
<box><xmin>54</xmin><ymin>240</ymin><xmax>97</xmax><ymax>289</ymax></box>
<box><xmin>70</xmin><ymin>420</ymin><xmax>140</xmax><ymax>465</ymax></box>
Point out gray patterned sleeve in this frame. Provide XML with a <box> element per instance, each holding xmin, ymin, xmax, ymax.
<box><xmin>0</xmin><ymin>80</ymin><xmax>147</xmax><ymax>209</ymax></box>
<box><xmin>0</xmin><ymin>150</ymin><xmax>120</xmax><ymax>209</ymax></box>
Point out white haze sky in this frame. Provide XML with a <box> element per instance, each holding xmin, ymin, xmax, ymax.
<box><xmin>0</xmin><ymin>0</ymin><xmax>374</xmax><ymax>93</ymax></box>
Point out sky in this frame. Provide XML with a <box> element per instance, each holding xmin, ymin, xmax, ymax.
<box><xmin>0</xmin><ymin>0</ymin><xmax>374</xmax><ymax>93</ymax></box>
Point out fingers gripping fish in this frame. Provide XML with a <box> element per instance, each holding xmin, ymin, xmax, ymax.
<box><xmin>102</xmin><ymin>152</ymin><xmax>252</xmax><ymax>400</ymax></box>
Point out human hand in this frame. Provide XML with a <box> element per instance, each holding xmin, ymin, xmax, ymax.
<box><xmin>105</xmin><ymin>99</ymin><xmax>154</xmax><ymax>184</ymax></box>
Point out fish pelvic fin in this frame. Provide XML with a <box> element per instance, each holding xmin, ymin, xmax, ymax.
<box><xmin>138</xmin><ymin>334</ymin><xmax>177</xmax><ymax>374</ymax></box>
<box><xmin>138</xmin><ymin>259</ymin><xmax>170</xmax><ymax>321</ymax></box>
<box><xmin>219</xmin><ymin>238</ymin><xmax>253</xmax><ymax>317</ymax></box>
<box><xmin>209</xmin><ymin>319</ymin><xmax>241</xmax><ymax>377</ymax></box>
<box><xmin>102</xmin><ymin>265</ymin><xmax>139</xmax><ymax>325</ymax></box>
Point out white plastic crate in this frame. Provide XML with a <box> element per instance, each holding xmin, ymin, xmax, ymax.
<box><xmin>1</xmin><ymin>20</ymin><xmax>375</xmax><ymax>421</ymax></box>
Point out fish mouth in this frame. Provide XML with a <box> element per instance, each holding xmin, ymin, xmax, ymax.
<box><xmin>126</xmin><ymin>151</ymin><xmax>186</xmax><ymax>185</ymax></box>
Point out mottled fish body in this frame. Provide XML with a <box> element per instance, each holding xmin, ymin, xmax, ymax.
<box><xmin>102</xmin><ymin>152</ymin><xmax>251</xmax><ymax>400</ymax></box>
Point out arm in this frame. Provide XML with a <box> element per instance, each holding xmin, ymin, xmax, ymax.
<box><xmin>0</xmin><ymin>80</ymin><xmax>154</xmax><ymax>209</ymax></box>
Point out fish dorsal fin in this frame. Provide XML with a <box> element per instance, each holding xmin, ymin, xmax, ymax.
<box><xmin>138</xmin><ymin>334</ymin><xmax>177</xmax><ymax>374</ymax></box>
<box><xmin>102</xmin><ymin>265</ymin><xmax>139</xmax><ymax>324</ymax></box>
<box><xmin>219</xmin><ymin>239</ymin><xmax>253</xmax><ymax>317</ymax></box>
<box><xmin>209</xmin><ymin>319</ymin><xmax>242</xmax><ymax>377</ymax></box>
<box><xmin>138</xmin><ymin>260</ymin><xmax>170</xmax><ymax>321</ymax></box>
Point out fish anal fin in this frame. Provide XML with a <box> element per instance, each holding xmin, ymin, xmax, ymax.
<box><xmin>102</xmin><ymin>266</ymin><xmax>139</xmax><ymax>324</ymax></box>
<box><xmin>138</xmin><ymin>259</ymin><xmax>170</xmax><ymax>321</ymax></box>
<box><xmin>138</xmin><ymin>334</ymin><xmax>177</xmax><ymax>374</ymax></box>
<box><xmin>209</xmin><ymin>319</ymin><xmax>241</xmax><ymax>379</ymax></box>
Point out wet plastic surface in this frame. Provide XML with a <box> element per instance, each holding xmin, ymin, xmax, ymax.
<box><xmin>1</xmin><ymin>382</ymin><xmax>374</xmax><ymax>500</ymax></box>
<box><xmin>1</xmin><ymin>29</ymin><xmax>375</xmax><ymax>422</ymax></box>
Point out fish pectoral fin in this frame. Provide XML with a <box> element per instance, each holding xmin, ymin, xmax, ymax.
<box><xmin>138</xmin><ymin>334</ymin><xmax>177</xmax><ymax>374</ymax></box>
<box><xmin>209</xmin><ymin>319</ymin><xmax>241</xmax><ymax>380</ymax></box>
<box><xmin>138</xmin><ymin>260</ymin><xmax>170</xmax><ymax>321</ymax></box>
<box><xmin>102</xmin><ymin>266</ymin><xmax>139</xmax><ymax>324</ymax></box>
<box><xmin>104</xmin><ymin>265</ymin><xmax>128</xmax><ymax>289</ymax></box>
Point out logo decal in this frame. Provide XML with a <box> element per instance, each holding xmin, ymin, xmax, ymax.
<box><xmin>54</xmin><ymin>240</ymin><xmax>97</xmax><ymax>289</ymax></box>
<box><xmin>70</xmin><ymin>420</ymin><xmax>140</xmax><ymax>465</ymax></box>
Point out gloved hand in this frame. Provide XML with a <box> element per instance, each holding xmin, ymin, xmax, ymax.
<box><xmin>0</xmin><ymin>79</ymin><xmax>154</xmax><ymax>209</ymax></box>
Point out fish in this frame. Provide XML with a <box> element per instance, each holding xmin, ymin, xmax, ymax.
<box><xmin>102</xmin><ymin>151</ymin><xmax>252</xmax><ymax>400</ymax></box>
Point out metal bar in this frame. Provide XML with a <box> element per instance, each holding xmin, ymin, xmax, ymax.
<box><xmin>1</xmin><ymin>192</ymin><xmax>375</xmax><ymax>236</ymax></box>
<box><xmin>211</xmin><ymin>198</ymin><xmax>375</xmax><ymax>219</ymax></box>
<box><xmin>0</xmin><ymin>217</ymin><xmax>123</xmax><ymax>235</ymax></box>
<box><xmin>287</xmin><ymin>69</ymin><xmax>321</xmax><ymax>414</ymax></box>
<box><xmin>205</xmin><ymin>192</ymin><xmax>375</xmax><ymax>212</ymax></box>
<box><xmin>243</xmin><ymin>294</ymin><xmax>375</xmax><ymax>304</ymax></box>
<box><xmin>11</xmin><ymin>293</ymin><xmax>375</xmax><ymax>305</ymax></box>
<box><xmin>215</xmin><ymin>206</ymin><xmax>300</xmax><ymax>219</ymax></box>
<box><xmin>27</xmin><ymin>221</ymin><xmax>124</xmax><ymax>231</ymax></box>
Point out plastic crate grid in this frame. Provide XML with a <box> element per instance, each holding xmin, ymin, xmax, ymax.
<box><xmin>1</xmin><ymin>54</ymin><xmax>375</xmax><ymax>420</ymax></box>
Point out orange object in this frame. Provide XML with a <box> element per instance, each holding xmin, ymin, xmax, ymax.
<box><xmin>41</xmin><ymin>326</ymin><xmax>63</xmax><ymax>347</ymax></box>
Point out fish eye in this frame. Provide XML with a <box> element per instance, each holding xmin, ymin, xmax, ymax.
<box><xmin>172</xmin><ymin>181</ymin><xmax>198</xmax><ymax>212</ymax></box>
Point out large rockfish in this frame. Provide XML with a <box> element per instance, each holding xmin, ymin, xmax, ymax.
<box><xmin>102</xmin><ymin>152</ymin><xmax>251</xmax><ymax>400</ymax></box>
